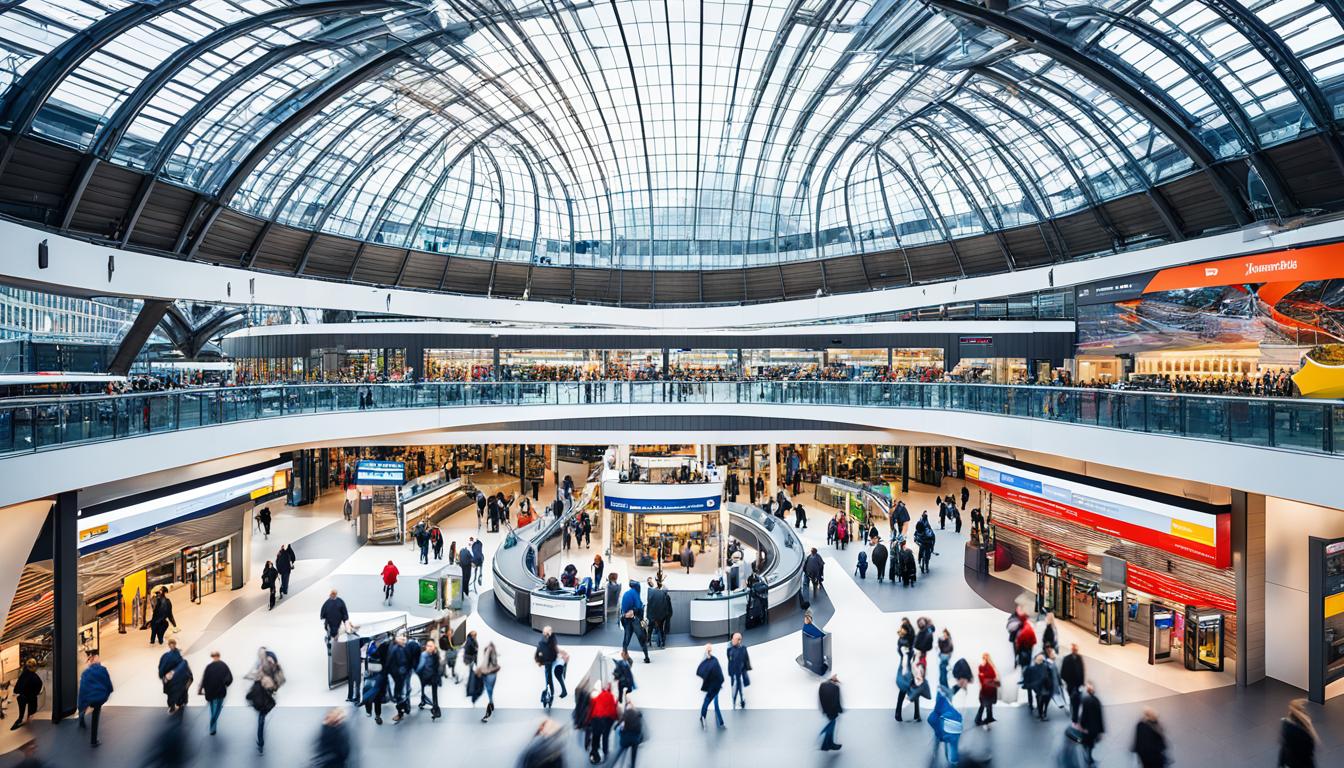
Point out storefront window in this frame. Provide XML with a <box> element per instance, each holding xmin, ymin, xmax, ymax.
<box><xmin>424</xmin><ymin>349</ymin><xmax>493</xmax><ymax>380</ymax></box>
<box><xmin>667</xmin><ymin>349</ymin><xmax>738</xmax><ymax>378</ymax></box>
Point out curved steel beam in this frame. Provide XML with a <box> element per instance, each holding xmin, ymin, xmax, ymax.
<box><xmin>1198</xmin><ymin>0</ymin><xmax>1344</xmax><ymax>173</ymax></box>
<box><xmin>90</xmin><ymin>1</ymin><xmax>418</xmax><ymax>158</ymax></box>
<box><xmin>862</xmin><ymin>150</ymin><xmax>916</xmax><ymax>283</ymax></box>
<box><xmin>875</xmin><ymin>145</ymin><xmax>967</xmax><ymax>276</ymax></box>
<box><xmin>902</xmin><ymin>122</ymin><xmax>1014</xmax><ymax>268</ymax></box>
<box><xmin>605</xmin><ymin>0</ymin><xmax>658</xmax><ymax>263</ymax></box>
<box><xmin>925</xmin><ymin>0</ymin><xmax>1251</xmax><ymax>225</ymax></box>
<box><xmin>0</xmin><ymin>0</ymin><xmax>195</xmax><ymax>135</ymax></box>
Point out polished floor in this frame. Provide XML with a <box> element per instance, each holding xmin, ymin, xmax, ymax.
<box><xmin>3</xmin><ymin>478</ymin><xmax>1340</xmax><ymax>766</ymax></box>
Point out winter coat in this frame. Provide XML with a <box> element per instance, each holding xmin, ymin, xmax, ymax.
<box><xmin>1060</xmin><ymin>652</ymin><xmax>1085</xmax><ymax>689</ymax></box>
<box><xmin>14</xmin><ymin>669</ymin><xmax>42</xmax><ymax>700</ymax></box>
<box><xmin>320</xmin><ymin>596</ymin><xmax>349</xmax><ymax>630</ymax></box>
<box><xmin>381</xmin><ymin>563</ymin><xmax>399</xmax><ymax>585</ymax></box>
<box><xmin>871</xmin><ymin>543</ymin><xmax>889</xmax><ymax>572</ymax></box>
<box><xmin>726</xmin><ymin>644</ymin><xmax>752</xmax><ymax>686</ymax></box>
<box><xmin>646</xmin><ymin>587</ymin><xmax>673</xmax><ymax>622</ymax></box>
<box><xmin>818</xmin><ymin>680</ymin><xmax>842</xmax><ymax>719</ymax></box>
<box><xmin>1132</xmin><ymin>719</ymin><xmax>1168</xmax><ymax>768</ymax></box>
<box><xmin>696</xmin><ymin>656</ymin><xmax>724</xmax><ymax>693</ymax></box>
<box><xmin>200</xmin><ymin>659</ymin><xmax>233</xmax><ymax>701</ymax></box>
<box><xmin>977</xmin><ymin>663</ymin><xmax>999</xmax><ymax>705</ymax></box>
<box><xmin>77</xmin><ymin>663</ymin><xmax>113</xmax><ymax>708</ymax></box>
<box><xmin>1078</xmin><ymin>692</ymin><xmax>1105</xmax><ymax>744</ymax></box>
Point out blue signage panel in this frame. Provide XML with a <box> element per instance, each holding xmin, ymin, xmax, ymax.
<box><xmin>355</xmin><ymin>460</ymin><xmax>406</xmax><ymax>485</ymax></box>
<box><xmin>604</xmin><ymin>495</ymin><xmax>721</xmax><ymax>513</ymax></box>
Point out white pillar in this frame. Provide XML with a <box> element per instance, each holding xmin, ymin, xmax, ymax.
<box><xmin>768</xmin><ymin>443</ymin><xmax>778</xmax><ymax>497</ymax></box>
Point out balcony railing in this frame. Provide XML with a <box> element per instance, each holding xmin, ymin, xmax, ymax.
<box><xmin>0</xmin><ymin>381</ymin><xmax>1339</xmax><ymax>458</ymax></box>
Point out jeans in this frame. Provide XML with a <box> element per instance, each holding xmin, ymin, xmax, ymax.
<box><xmin>279</xmin><ymin>571</ymin><xmax>290</xmax><ymax>595</ymax></box>
<box><xmin>621</xmin><ymin>617</ymin><xmax>636</xmax><ymax>651</ymax></box>
<box><xmin>940</xmin><ymin>733</ymin><xmax>960</xmax><ymax>766</ymax></box>
<box><xmin>730</xmin><ymin>673</ymin><xmax>746</xmax><ymax>707</ymax></box>
<box><xmin>267</xmin><ymin>586</ymin><xmax>276</xmax><ymax>610</ymax></box>
<box><xmin>419</xmin><ymin>545</ymin><xmax>429</xmax><ymax>564</ymax></box>
<box><xmin>700</xmin><ymin>690</ymin><xmax>723</xmax><ymax>726</ymax></box>
<box><xmin>938</xmin><ymin>654</ymin><xmax>950</xmax><ymax>689</ymax></box>
<box><xmin>256</xmin><ymin>711</ymin><xmax>267</xmax><ymax>750</ymax></box>
<box><xmin>544</xmin><ymin>661</ymin><xmax>567</xmax><ymax>698</ymax></box>
<box><xmin>819</xmin><ymin>716</ymin><xmax>839</xmax><ymax>749</ymax></box>
<box><xmin>383</xmin><ymin>583</ymin><xmax>394</xmax><ymax>602</ymax></box>
<box><xmin>1067</xmin><ymin>685</ymin><xmax>1082</xmax><ymax>721</ymax></box>
<box><xmin>896</xmin><ymin>690</ymin><xmax>921</xmax><ymax>719</ymax></box>
<box><xmin>482</xmin><ymin>672</ymin><xmax>497</xmax><ymax>703</ymax></box>
<box><xmin>207</xmin><ymin>698</ymin><xmax>223</xmax><ymax>733</ymax></box>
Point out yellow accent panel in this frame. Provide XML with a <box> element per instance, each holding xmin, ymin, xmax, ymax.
<box><xmin>1293</xmin><ymin>357</ymin><xmax>1344</xmax><ymax>399</ymax></box>
<box><xmin>965</xmin><ymin>462</ymin><xmax>980</xmax><ymax>481</ymax></box>
<box><xmin>1170</xmin><ymin>519</ymin><xmax>1214</xmax><ymax>546</ymax></box>
<box><xmin>1326</xmin><ymin>592</ymin><xmax>1344</xmax><ymax>619</ymax></box>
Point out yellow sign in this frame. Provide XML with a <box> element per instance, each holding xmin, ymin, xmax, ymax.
<box><xmin>964</xmin><ymin>461</ymin><xmax>981</xmax><ymax>481</ymax></box>
<box><xmin>1169</xmin><ymin>519</ymin><xmax>1215</xmax><ymax>547</ymax></box>
<box><xmin>1326</xmin><ymin>592</ymin><xmax>1344</xmax><ymax>619</ymax></box>
<box><xmin>79</xmin><ymin>524</ymin><xmax>109</xmax><ymax>543</ymax></box>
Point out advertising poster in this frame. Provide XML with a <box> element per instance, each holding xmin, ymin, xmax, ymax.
<box><xmin>1076</xmin><ymin>242</ymin><xmax>1344</xmax><ymax>355</ymax></box>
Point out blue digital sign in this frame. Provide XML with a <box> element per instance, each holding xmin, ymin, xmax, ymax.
<box><xmin>355</xmin><ymin>460</ymin><xmax>406</xmax><ymax>485</ymax></box>
<box><xmin>604</xmin><ymin>495</ymin><xmax>721</xmax><ymax>513</ymax></box>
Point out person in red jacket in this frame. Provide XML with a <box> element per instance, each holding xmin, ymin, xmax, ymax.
<box><xmin>381</xmin><ymin>560</ymin><xmax>399</xmax><ymax>605</ymax></box>
<box><xmin>1014</xmin><ymin>612</ymin><xmax>1037</xmax><ymax>670</ymax></box>
<box><xmin>975</xmin><ymin>653</ymin><xmax>999</xmax><ymax>727</ymax></box>
<box><xmin>587</xmin><ymin>682</ymin><xmax>619</xmax><ymax>763</ymax></box>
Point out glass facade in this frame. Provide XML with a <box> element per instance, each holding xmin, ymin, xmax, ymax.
<box><xmin>4</xmin><ymin>1</ymin><xmax>1338</xmax><ymax>274</ymax></box>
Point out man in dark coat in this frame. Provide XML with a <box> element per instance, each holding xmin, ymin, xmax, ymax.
<box><xmin>818</xmin><ymin>674</ymin><xmax>843</xmax><ymax>751</ymax></box>
<box><xmin>803</xmin><ymin>548</ymin><xmax>825</xmax><ymax>595</ymax></box>
<box><xmin>960</xmin><ymin>485</ymin><xmax>970</xmax><ymax>511</ymax></box>
<box><xmin>1077</xmin><ymin>681</ymin><xmax>1105</xmax><ymax>766</ymax></box>
<box><xmin>794</xmin><ymin>502</ymin><xmax>808</xmax><ymax>529</ymax></box>
<box><xmin>256</xmin><ymin>507</ymin><xmax>272</xmax><ymax>538</ymax></box>
<box><xmin>475</xmin><ymin>491</ymin><xmax>486</xmax><ymax>527</ymax></box>
<box><xmin>149</xmin><ymin>587</ymin><xmax>176</xmax><ymax>645</ymax></box>
<box><xmin>471</xmin><ymin>538</ymin><xmax>485</xmax><ymax>588</ymax></box>
<box><xmin>1023</xmin><ymin>653</ymin><xmax>1054</xmax><ymax>721</ymax></box>
<box><xmin>320</xmin><ymin>590</ymin><xmax>349</xmax><ymax>650</ymax></box>
<box><xmin>871</xmin><ymin>540</ymin><xmax>889</xmax><ymax>583</ymax></box>
<box><xmin>275</xmin><ymin>545</ymin><xmax>297</xmax><ymax>597</ymax></box>
<box><xmin>695</xmin><ymin>644</ymin><xmax>725</xmax><ymax>729</ymax></box>
<box><xmin>1060</xmin><ymin>643</ymin><xmax>1086</xmax><ymax>721</ymax></box>
<box><xmin>198</xmin><ymin>651</ymin><xmax>232</xmax><ymax>735</ymax></box>
<box><xmin>897</xmin><ymin>539</ymin><xmax>917</xmax><ymax>587</ymax></box>
<box><xmin>893</xmin><ymin>500</ymin><xmax>910</xmax><ymax>536</ymax></box>
<box><xmin>460</xmin><ymin>544</ymin><xmax>475</xmax><ymax>597</ymax></box>
<box><xmin>645</xmin><ymin>579</ymin><xmax>673</xmax><ymax>648</ymax></box>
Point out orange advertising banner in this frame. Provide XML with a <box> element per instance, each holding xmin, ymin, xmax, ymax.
<box><xmin>1143</xmin><ymin>241</ymin><xmax>1344</xmax><ymax>293</ymax></box>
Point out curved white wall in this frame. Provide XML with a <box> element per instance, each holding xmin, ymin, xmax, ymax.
<box><xmin>3</xmin><ymin>217</ymin><xmax>1343</xmax><ymax>327</ymax></box>
<box><xmin>1</xmin><ymin>402</ymin><xmax>1339</xmax><ymax>510</ymax></box>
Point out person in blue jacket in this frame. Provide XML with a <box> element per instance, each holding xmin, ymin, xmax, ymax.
<box><xmin>620</xmin><ymin>580</ymin><xmax>651</xmax><ymax>662</ymax></box>
<box><xmin>928</xmin><ymin>674</ymin><xmax>969</xmax><ymax>766</ymax></box>
<box><xmin>77</xmin><ymin>651</ymin><xmax>114</xmax><ymax>747</ymax></box>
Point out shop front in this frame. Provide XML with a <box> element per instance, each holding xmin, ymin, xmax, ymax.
<box><xmin>968</xmin><ymin>452</ymin><xmax>1235</xmax><ymax>673</ymax></box>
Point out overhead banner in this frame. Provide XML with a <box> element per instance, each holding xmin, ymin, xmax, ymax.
<box><xmin>355</xmin><ymin>460</ymin><xmax>406</xmax><ymax>486</ymax></box>
<box><xmin>964</xmin><ymin>455</ymin><xmax>1230</xmax><ymax>568</ymax></box>
<box><xmin>604</xmin><ymin>494</ymin><xmax>721</xmax><ymax>513</ymax></box>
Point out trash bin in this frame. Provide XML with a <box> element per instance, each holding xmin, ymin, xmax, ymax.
<box><xmin>798</xmin><ymin>624</ymin><xmax>832</xmax><ymax>676</ymax></box>
<box><xmin>993</xmin><ymin>542</ymin><xmax>1012</xmax><ymax>572</ymax></box>
<box><xmin>964</xmin><ymin>542</ymin><xmax>989</xmax><ymax>577</ymax></box>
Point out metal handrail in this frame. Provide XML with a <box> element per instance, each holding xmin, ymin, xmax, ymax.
<box><xmin>0</xmin><ymin>380</ymin><xmax>1338</xmax><ymax>457</ymax></box>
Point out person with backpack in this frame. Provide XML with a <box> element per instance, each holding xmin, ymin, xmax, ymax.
<box><xmin>897</xmin><ymin>537</ymin><xmax>917</xmax><ymax>587</ymax></box>
<box><xmin>460</xmin><ymin>544</ymin><xmax>475</xmax><ymax>597</ymax></box>
<box><xmin>256</xmin><ymin>507</ymin><xmax>272</xmax><ymax>539</ymax></box>
<box><xmin>472</xmin><ymin>641</ymin><xmax>500</xmax><ymax>722</ymax></box>
<box><xmin>928</xmin><ymin>669</ymin><xmax>969</xmax><ymax>765</ymax></box>
<box><xmin>915</xmin><ymin>513</ymin><xmax>936</xmax><ymax>574</ymax></box>
<box><xmin>416</xmin><ymin>639</ymin><xmax>442</xmax><ymax>720</ymax></box>
<box><xmin>244</xmin><ymin>647</ymin><xmax>283</xmax><ymax>753</ymax></box>
<box><xmin>387</xmin><ymin>632</ymin><xmax>416</xmax><ymax>722</ymax></box>
<box><xmin>855</xmin><ymin>549</ymin><xmax>868</xmax><ymax>579</ymax></box>
<box><xmin>360</xmin><ymin>637</ymin><xmax>390</xmax><ymax>724</ymax></box>
<box><xmin>430</xmin><ymin>525</ymin><xmax>444</xmax><ymax>560</ymax></box>
<box><xmin>613</xmin><ymin>649</ymin><xmax>637</xmax><ymax>703</ymax></box>
<box><xmin>610</xmin><ymin>696</ymin><xmax>645</xmax><ymax>767</ymax></box>
<box><xmin>414</xmin><ymin>522</ymin><xmax>430</xmax><ymax>565</ymax></box>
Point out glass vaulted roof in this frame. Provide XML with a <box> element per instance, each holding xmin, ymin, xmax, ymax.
<box><xmin>3</xmin><ymin>0</ymin><xmax>1344</xmax><ymax>271</ymax></box>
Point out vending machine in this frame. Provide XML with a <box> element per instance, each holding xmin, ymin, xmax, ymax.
<box><xmin>1183</xmin><ymin>606</ymin><xmax>1225</xmax><ymax>672</ymax></box>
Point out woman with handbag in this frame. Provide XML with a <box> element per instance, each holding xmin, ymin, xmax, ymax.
<box><xmin>244</xmin><ymin>647</ymin><xmax>282</xmax><ymax>753</ymax></box>
<box><xmin>975</xmin><ymin>653</ymin><xmax>999</xmax><ymax>727</ymax></box>
<box><xmin>473</xmin><ymin>641</ymin><xmax>500</xmax><ymax>723</ymax></box>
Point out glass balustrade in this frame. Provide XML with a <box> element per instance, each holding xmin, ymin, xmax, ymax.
<box><xmin>0</xmin><ymin>382</ymin><xmax>1337</xmax><ymax>457</ymax></box>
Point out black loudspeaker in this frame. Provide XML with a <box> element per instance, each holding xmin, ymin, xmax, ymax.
<box><xmin>38</xmin><ymin>239</ymin><xmax>48</xmax><ymax>268</ymax></box>
<box><xmin>985</xmin><ymin>0</ymin><xmax>1010</xmax><ymax>10</ymax></box>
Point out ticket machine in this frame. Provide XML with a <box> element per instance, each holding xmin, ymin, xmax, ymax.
<box><xmin>1148</xmin><ymin>605</ymin><xmax>1176</xmax><ymax>664</ymax></box>
<box><xmin>1034</xmin><ymin>554</ymin><xmax>1071</xmax><ymax>619</ymax></box>
<box><xmin>1097</xmin><ymin>588</ymin><xmax>1125</xmax><ymax>645</ymax></box>
<box><xmin>1183</xmin><ymin>606</ymin><xmax>1225</xmax><ymax>671</ymax></box>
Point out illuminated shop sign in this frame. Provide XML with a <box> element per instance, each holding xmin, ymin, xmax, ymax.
<box><xmin>603</xmin><ymin>495</ymin><xmax>721</xmax><ymax>513</ymax></box>
<box><xmin>355</xmin><ymin>460</ymin><xmax>406</xmax><ymax>485</ymax></box>
<box><xmin>965</xmin><ymin>455</ymin><xmax>1229</xmax><ymax>568</ymax></box>
<box><xmin>958</xmin><ymin>336</ymin><xmax>994</xmax><ymax>345</ymax></box>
